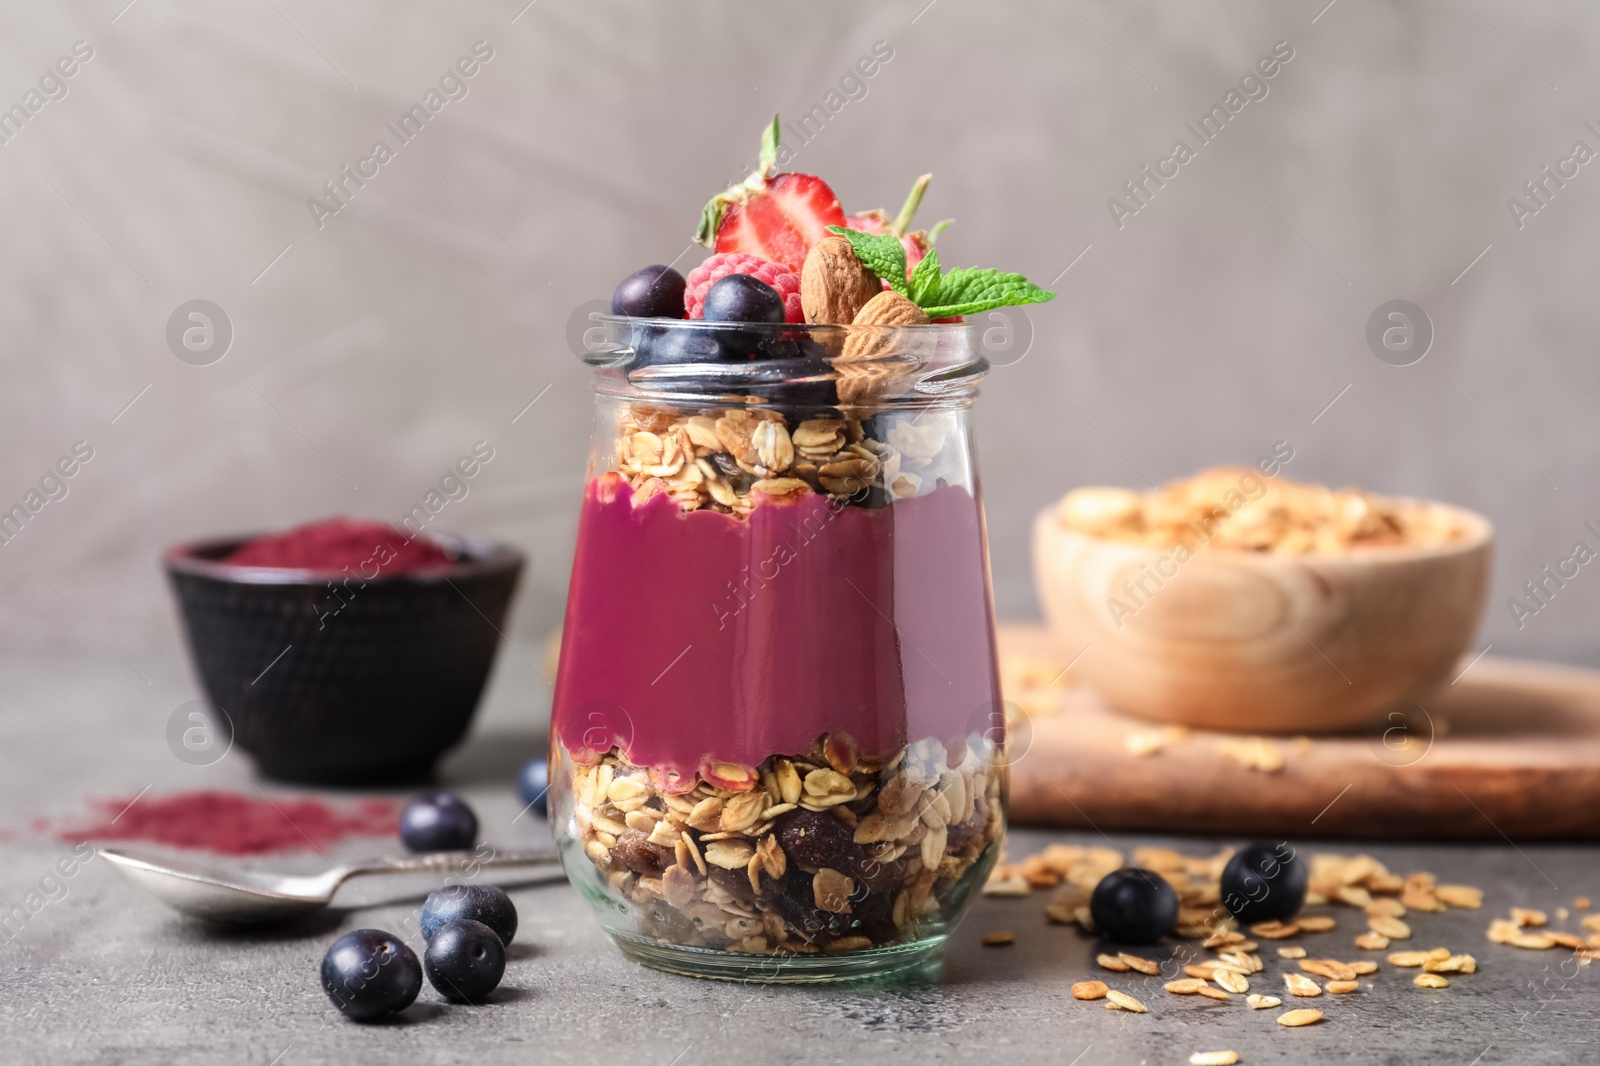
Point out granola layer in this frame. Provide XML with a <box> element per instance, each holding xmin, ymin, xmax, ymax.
<box><xmin>616</xmin><ymin>406</ymin><xmax>957</xmax><ymax>514</ymax></box>
<box><xmin>563</xmin><ymin>734</ymin><xmax>1004</xmax><ymax>954</ymax></box>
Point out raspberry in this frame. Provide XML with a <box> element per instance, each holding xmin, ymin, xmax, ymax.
<box><xmin>684</xmin><ymin>253</ymin><xmax>804</xmax><ymax>323</ymax></box>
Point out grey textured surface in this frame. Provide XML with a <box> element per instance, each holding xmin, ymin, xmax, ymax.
<box><xmin>1</xmin><ymin>0</ymin><xmax>1600</xmax><ymax>676</ymax></box>
<box><xmin>2</xmin><ymin>651</ymin><xmax>1597</xmax><ymax>1065</ymax></box>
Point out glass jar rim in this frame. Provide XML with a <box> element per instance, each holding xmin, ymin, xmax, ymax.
<box><xmin>579</xmin><ymin>313</ymin><xmax>989</xmax><ymax>409</ymax></box>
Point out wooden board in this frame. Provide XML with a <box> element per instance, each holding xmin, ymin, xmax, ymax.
<box><xmin>1000</xmin><ymin>624</ymin><xmax>1600</xmax><ymax>840</ymax></box>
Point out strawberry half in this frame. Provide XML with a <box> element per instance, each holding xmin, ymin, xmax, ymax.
<box><xmin>696</xmin><ymin>116</ymin><xmax>845</xmax><ymax>272</ymax></box>
<box><xmin>714</xmin><ymin>173</ymin><xmax>844</xmax><ymax>272</ymax></box>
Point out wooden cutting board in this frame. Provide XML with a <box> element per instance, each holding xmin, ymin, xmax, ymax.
<box><xmin>999</xmin><ymin>623</ymin><xmax>1600</xmax><ymax>840</ymax></box>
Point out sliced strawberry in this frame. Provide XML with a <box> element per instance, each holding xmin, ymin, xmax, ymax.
<box><xmin>696</xmin><ymin>117</ymin><xmax>846</xmax><ymax>272</ymax></box>
<box><xmin>714</xmin><ymin>173</ymin><xmax>844</xmax><ymax>272</ymax></box>
<box><xmin>844</xmin><ymin>211</ymin><xmax>891</xmax><ymax>234</ymax></box>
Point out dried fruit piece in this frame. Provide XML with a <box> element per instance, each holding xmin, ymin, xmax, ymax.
<box><xmin>1072</xmin><ymin>980</ymin><xmax>1109</xmax><ymax>1000</ymax></box>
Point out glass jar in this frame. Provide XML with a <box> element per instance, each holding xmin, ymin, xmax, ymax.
<box><xmin>549</xmin><ymin>314</ymin><xmax>1007</xmax><ymax>982</ymax></box>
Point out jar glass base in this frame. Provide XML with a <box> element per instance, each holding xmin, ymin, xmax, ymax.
<box><xmin>607</xmin><ymin>930</ymin><xmax>947</xmax><ymax>984</ymax></box>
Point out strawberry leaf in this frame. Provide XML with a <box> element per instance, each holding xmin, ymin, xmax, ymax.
<box><xmin>918</xmin><ymin>267</ymin><xmax>1054</xmax><ymax>318</ymax></box>
<box><xmin>826</xmin><ymin>226</ymin><xmax>907</xmax><ymax>295</ymax></box>
<box><xmin>696</xmin><ymin>114</ymin><xmax>783</xmax><ymax>248</ymax></box>
<box><xmin>758</xmin><ymin>113</ymin><xmax>780</xmax><ymax>176</ymax></box>
<box><xmin>695</xmin><ymin>198</ymin><xmax>725</xmax><ymax>248</ymax></box>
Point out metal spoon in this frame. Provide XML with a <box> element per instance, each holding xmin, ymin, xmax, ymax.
<box><xmin>100</xmin><ymin>845</ymin><xmax>563</xmax><ymax>924</ymax></box>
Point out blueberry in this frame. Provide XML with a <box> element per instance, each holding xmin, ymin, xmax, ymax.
<box><xmin>320</xmin><ymin>928</ymin><xmax>422</xmax><ymax>1022</ymax></box>
<box><xmin>1221</xmin><ymin>842</ymin><xmax>1307</xmax><ymax>924</ymax></box>
<box><xmin>613</xmin><ymin>829</ymin><xmax>673</xmax><ymax>877</ymax></box>
<box><xmin>642</xmin><ymin>326</ymin><xmax>728</xmax><ymax>366</ymax></box>
<box><xmin>399</xmin><ymin>791</ymin><xmax>478</xmax><ymax>853</ymax></box>
<box><xmin>702</xmin><ymin>274</ymin><xmax>785</xmax><ymax>325</ymax></box>
<box><xmin>516</xmin><ymin>758</ymin><xmax>549</xmax><ymax>816</ymax></box>
<box><xmin>1089</xmin><ymin>868</ymin><xmax>1178</xmax><ymax>945</ymax></box>
<box><xmin>423</xmin><ymin>919</ymin><xmax>506</xmax><ymax>1004</ymax></box>
<box><xmin>611</xmin><ymin>265</ymin><xmax>686</xmax><ymax>318</ymax></box>
<box><xmin>703</xmin><ymin>274</ymin><xmax>785</xmax><ymax>357</ymax></box>
<box><xmin>420</xmin><ymin>883</ymin><xmax>518</xmax><ymax>946</ymax></box>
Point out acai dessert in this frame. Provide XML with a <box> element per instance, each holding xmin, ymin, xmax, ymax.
<box><xmin>550</xmin><ymin>116</ymin><xmax>1053</xmax><ymax>980</ymax></box>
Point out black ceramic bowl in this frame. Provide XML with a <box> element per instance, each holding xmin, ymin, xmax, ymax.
<box><xmin>164</xmin><ymin>532</ymin><xmax>523</xmax><ymax>785</ymax></box>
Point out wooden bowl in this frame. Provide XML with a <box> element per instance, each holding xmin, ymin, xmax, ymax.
<box><xmin>1032</xmin><ymin>502</ymin><xmax>1494</xmax><ymax>733</ymax></box>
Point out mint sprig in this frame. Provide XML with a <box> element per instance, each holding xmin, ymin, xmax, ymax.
<box><xmin>916</xmin><ymin>266</ymin><xmax>1055</xmax><ymax>318</ymax></box>
<box><xmin>825</xmin><ymin>226</ymin><xmax>910</xmax><ymax>297</ymax></box>
<box><xmin>826</xmin><ymin>225</ymin><xmax>1055</xmax><ymax>318</ymax></box>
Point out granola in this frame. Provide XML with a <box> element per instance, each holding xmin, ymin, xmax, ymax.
<box><xmin>562</xmin><ymin>732</ymin><xmax>1004</xmax><ymax>954</ymax></box>
<box><xmin>616</xmin><ymin>403</ymin><xmax>958</xmax><ymax>516</ymax></box>
<box><xmin>1055</xmin><ymin>469</ymin><xmax>1467</xmax><ymax>554</ymax></box>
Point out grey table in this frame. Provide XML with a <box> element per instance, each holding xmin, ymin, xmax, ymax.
<box><xmin>1</xmin><ymin>652</ymin><xmax>1595</xmax><ymax>1065</ymax></box>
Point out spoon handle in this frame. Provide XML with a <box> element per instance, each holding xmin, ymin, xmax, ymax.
<box><xmin>336</xmin><ymin>847</ymin><xmax>561</xmax><ymax>885</ymax></box>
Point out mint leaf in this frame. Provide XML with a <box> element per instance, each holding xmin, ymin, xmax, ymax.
<box><xmin>907</xmin><ymin>246</ymin><xmax>942</xmax><ymax>306</ymax></box>
<box><xmin>919</xmin><ymin>267</ymin><xmax>1054</xmax><ymax>318</ymax></box>
<box><xmin>825</xmin><ymin>226</ymin><xmax>907</xmax><ymax>295</ymax></box>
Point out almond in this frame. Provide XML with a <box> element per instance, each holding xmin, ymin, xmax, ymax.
<box><xmin>838</xmin><ymin>290</ymin><xmax>930</xmax><ymax>403</ymax></box>
<box><xmin>801</xmin><ymin>237</ymin><xmax>880</xmax><ymax>326</ymax></box>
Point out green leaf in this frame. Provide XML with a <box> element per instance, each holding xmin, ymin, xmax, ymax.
<box><xmin>890</xmin><ymin>173</ymin><xmax>932</xmax><ymax>235</ymax></box>
<box><xmin>907</xmin><ymin>246</ymin><xmax>942</xmax><ymax>306</ymax></box>
<box><xmin>696</xmin><ymin>115</ymin><xmax>781</xmax><ymax>248</ymax></box>
<box><xmin>758</xmin><ymin>114</ymin><xmax>780</xmax><ymax>176</ymax></box>
<box><xmin>919</xmin><ymin>267</ymin><xmax>1055</xmax><ymax>318</ymax></box>
<box><xmin>695</xmin><ymin>197</ymin><xmax>725</xmax><ymax>248</ymax></box>
<box><xmin>826</xmin><ymin>226</ymin><xmax>907</xmax><ymax>295</ymax></box>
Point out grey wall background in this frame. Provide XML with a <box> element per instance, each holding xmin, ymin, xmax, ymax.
<box><xmin>1</xmin><ymin>0</ymin><xmax>1597</xmax><ymax>722</ymax></box>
